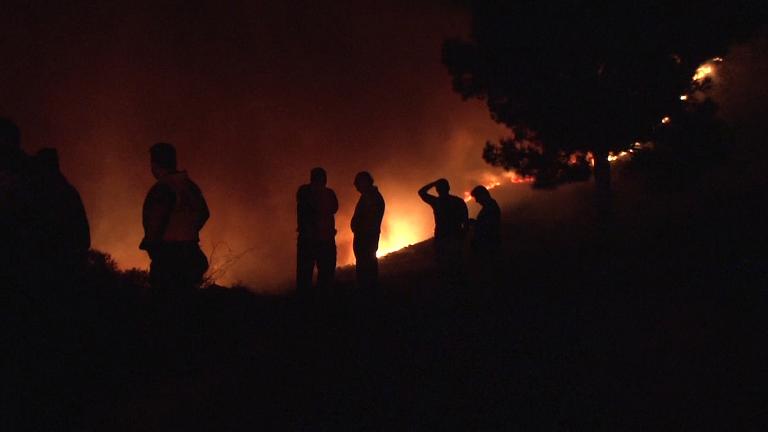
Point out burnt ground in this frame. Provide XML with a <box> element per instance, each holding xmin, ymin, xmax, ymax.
<box><xmin>3</xmin><ymin>161</ymin><xmax>766</xmax><ymax>431</ymax></box>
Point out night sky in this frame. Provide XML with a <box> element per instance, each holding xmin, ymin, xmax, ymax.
<box><xmin>0</xmin><ymin>1</ymin><xmax>516</xmax><ymax>287</ymax></box>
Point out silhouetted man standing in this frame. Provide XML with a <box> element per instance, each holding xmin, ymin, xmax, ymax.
<box><xmin>296</xmin><ymin>167</ymin><xmax>338</xmax><ymax>294</ymax></box>
<box><xmin>140</xmin><ymin>143</ymin><xmax>209</xmax><ymax>297</ymax></box>
<box><xmin>0</xmin><ymin>117</ymin><xmax>36</xmax><ymax>289</ymax></box>
<box><xmin>418</xmin><ymin>178</ymin><xmax>468</xmax><ymax>280</ymax></box>
<box><xmin>33</xmin><ymin>148</ymin><xmax>91</xmax><ymax>290</ymax></box>
<box><xmin>351</xmin><ymin>171</ymin><xmax>385</xmax><ymax>291</ymax></box>
<box><xmin>469</xmin><ymin>185</ymin><xmax>501</xmax><ymax>255</ymax></box>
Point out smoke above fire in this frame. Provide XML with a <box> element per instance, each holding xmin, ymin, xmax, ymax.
<box><xmin>0</xmin><ymin>1</ymin><xmax>522</xmax><ymax>289</ymax></box>
<box><xmin>709</xmin><ymin>37</ymin><xmax>768</xmax><ymax>128</ymax></box>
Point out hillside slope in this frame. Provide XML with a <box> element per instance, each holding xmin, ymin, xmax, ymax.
<box><xmin>4</xmin><ymin>161</ymin><xmax>765</xmax><ymax>430</ymax></box>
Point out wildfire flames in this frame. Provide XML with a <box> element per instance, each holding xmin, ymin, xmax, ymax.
<box><xmin>692</xmin><ymin>57</ymin><xmax>722</xmax><ymax>82</ymax></box>
<box><xmin>462</xmin><ymin>171</ymin><xmax>534</xmax><ymax>202</ymax></box>
<box><xmin>365</xmin><ymin>170</ymin><xmax>533</xmax><ymax>261</ymax></box>
<box><xmin>606</xmin><ymin>58</ymin><xmax>723</xmax><ymax>163</ymax></box>
<box><xmin>376</xmin><ymin>217</ymin><xmax>425</xmax><ymax>258</ymax></box>
<box><xmin>369</xmin><ymin>57</ymin><xmax>724</xmax><ymax>264</ymax></box>
<box><xmin>113</xmin><ymin>57</ymin><xmax>728</xmax><ymax>282</ymax></box>
<box><xmin>347</xmin><ymin>170</ymin><xmax>535</xmax><ymax>263</ymax></box>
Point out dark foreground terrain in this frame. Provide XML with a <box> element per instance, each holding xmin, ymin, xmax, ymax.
<box><xmin>3</xmin><ymin>162</ymin><xmax>766</xmax><ymax>431</ymax></box>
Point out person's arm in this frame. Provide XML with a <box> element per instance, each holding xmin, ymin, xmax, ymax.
<box><xmin>376</xmin><ymin>192</ymin><xmax>385</xmax><ymax>228</ymax></box>
<box><xmin>199</xmin><ymin>197</ymin><xmax>210</xmax><ymax>229</ymax></box>
<box><xmin>460</xmin><ymin>199</ymin><xmax>469</xmax><ymax>231</ymax></box>
<box><xmin>418</xmin><ymin>181</ymin><xmax>437</xmax><ymax>204</ymax></box>
<box><xmin>72</xmin><ymin>189</ymin><xmax>91</xmax><ymax>253</ymax></box>
<box><xmin>350</xmin><ymin>196</ymin><xmax>362</xmax><ymax>233</ymax></box>
<box><xmin>363</xmin><ymin>192</ymin><xmax>386</xmax><ymax>232</ymax></box>
<box><xmin>192</xmin><ymin>181</ymin><xmax>210</xmax><ymax>231</ymax></box>
<box><xmin>329</xmin><ymin>189</ymin><xmax>339</xmax><ymax>214</ymax></box>
<box><xmin>140</xmin><ymin>183</ymin><xmax>174</xmax><ymax>251</ymax></box>
<box><xmin>296</xmin><ymin>186</ymin><xmax>308</xmax><ymax>233</ymax></box>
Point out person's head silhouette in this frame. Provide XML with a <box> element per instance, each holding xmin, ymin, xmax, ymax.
<box><xmin>470</xmin><ymin>185</ymin><xmax>492</xmax><ymax>205</ymax></box>
<box><xmin>310</xmin><ymin>167</ymin><xmax>327</xmax><ymax>188</ymax></box>
<box><xmin>354</xmin><ymin>171</ymin><xmax>374</xmax><ymax>193</ymax></box>
<box><xmin>435</xmin><ymin>178</ymin><xmax>450</xmax><ymax>197</ymax></box>
<box><xmin>150</xmin><ymin>142</ymin><xmax>177</xmax><ymax>179</ymax></box>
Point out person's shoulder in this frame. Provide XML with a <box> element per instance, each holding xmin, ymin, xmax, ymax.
<box><xmin>184</xmin><ymin>176</ymin><xmax>204</xmax><ymax>194</ymax></box>
<box><xmin>146</xmin><ymin>181</ymin><xmax>174</xmax><ymax>203</ymax></box>
<box><xmin>149</xmin><ymin>179</ymin><xmax>171</xmax><ymax>193</ymax></box>
<box><xmin>451</xmin><ymin>195</ymin><xmax>467</xmax><ymax>205</ymax></box>
<box><xmin>154</xmin><ymin>180</ymin><xmax>175</xmax><ymax>194</ymax></box>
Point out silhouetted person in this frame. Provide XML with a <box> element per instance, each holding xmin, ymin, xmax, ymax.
<box><xmin>296</xmin><ymin>167</ymin><xmax>338</xmax><ymax>294</ymax></box>
<box><xmin>0</xmin><ymin>118</ymin><xmax>52</xmax><ymax>430</ymax></box>
<box><xmin>32</xmin><ymin>148</ymin><xmax>91</xmax><ymax>290</ymax></box>
<box><xmin>469</xmin><ymin>185</ymin><xmax>501</xmax><ymax>255</ymax></box>
<box><xmin>418</xmin><ymin>178</ymin><xmax>468</xmax><ymax>280</ymax></box>
<box><xmin>351</xmin><ymin>171</ymin><xmax>385</xmax><ymax>291</ymax></box>
<box><xmin>0</xmin><ymin>117</ymin><xmax>36</xmax><ymax>289</ymax></box>
<box><xmin>140</xmin><ymin>143</ymin><xmax>209</xmax><ymax>297</ymax></box>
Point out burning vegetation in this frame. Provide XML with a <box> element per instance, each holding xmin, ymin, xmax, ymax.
<box><xmin>381</xmin><ymin>55</ymin><xmax>729</xmax><ymax>263</ymax></box>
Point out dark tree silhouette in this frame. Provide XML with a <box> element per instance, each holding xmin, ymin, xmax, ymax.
<box><xmin>443</xmin><ymin>1</ymin><xmax>766</xmax><ymax>191</ymax></box>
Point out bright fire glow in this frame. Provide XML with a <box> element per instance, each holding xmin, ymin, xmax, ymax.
<box><xmin>607</xmin><ymin>150</ymin><xmax>631</xmax><ymax>162</ymax></box>
<box><xmin>693</xmin><ymin>64</ymin><xmax>713</xmax><ymax>81</ymax></box>
<box><xmin>693</xmin><ymin>58</ymin><xmax>721</xmax><ymax>83</ymax></box>
<box><xmin>360</xmin><ymin>58</ymin><xmax>727</xmax><ymax>263</ymax></box>
<box><xmin>376</xmin><ymin>216</ymin><xmax>426</xmax><ymax>258</ymax></box>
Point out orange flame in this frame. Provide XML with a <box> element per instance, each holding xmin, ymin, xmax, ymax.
<box><xmin>463</xmin><ymin>171</ymin><xmax>533</xmax><ymax>202</ymax></box>
<box><xmin>376</xmin><ymin>216</ymin><xmax>425</xmax><ymax>258</ymax></box>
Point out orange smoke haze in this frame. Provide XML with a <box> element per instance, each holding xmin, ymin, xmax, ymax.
<box><xmin>1</xmin><ymin>1</ymin><xmax>526</xmax><ymax>289</ymax></box>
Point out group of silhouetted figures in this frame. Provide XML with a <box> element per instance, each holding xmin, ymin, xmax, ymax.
<box><xmin>0</xmin><ymin>118</ymin><xmax>206</xmax><ymax>300</ymax></box>
<box><xmin>1</xmin><ymin>116</ymin><xmax>502</xmax><ymax>300</ymax></box>
<box><xmin>297</xmin><ymin>169</ymin><xmax>503</xmax><ymax>293</ymax></box>
<box><xmin>1</xmin><ymin>119</ymin><xmax>90</xmax><ymax>299</ymax></box>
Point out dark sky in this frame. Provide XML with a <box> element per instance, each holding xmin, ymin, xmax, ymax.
<box><xmin>1</xmin><ymin>1</ymin><xmax>513</xmax><ymax>287</ymax></box>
